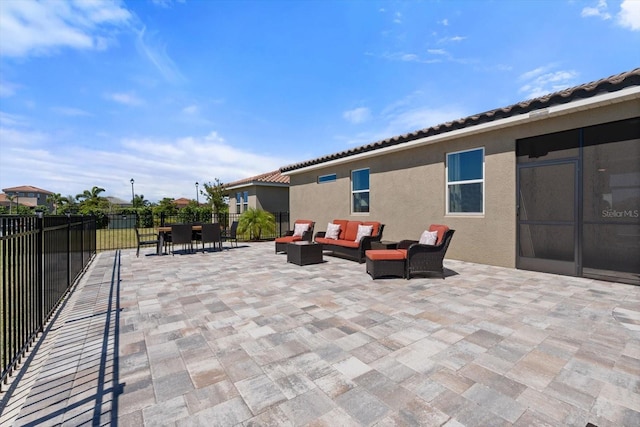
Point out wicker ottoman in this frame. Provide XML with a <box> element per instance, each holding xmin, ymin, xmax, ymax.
<box><xmin>287</xmin><ymin>242</ymin><xmax>323</xmax><ymax>266</ymax></box>
<box><xmin>365</xmin><ymin>250</ymin><xmax>406</xmax><ymax>279</ymax></box>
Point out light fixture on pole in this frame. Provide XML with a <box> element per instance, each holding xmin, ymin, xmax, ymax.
<box><xmin>195</xmin><ymin>182</ymin><xmax>199</xmax><ymax>205</ymax></box>
<box><xmin>130</xmin><ymin>178</ymin><xmax>135</xmax><ymax>206</ymax></box>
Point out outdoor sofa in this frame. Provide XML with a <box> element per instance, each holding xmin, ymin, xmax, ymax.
<box><xmin>314</xmin><ymin>219</ymin><xmax>384</xmax><ymax>263</ymax></box>
<box><xmin>365</xmin><ymin>224</ymin><xmax>455</xmax><ymax>279</ymax></box>
<box><xmin>275</xmin><ymin>219</ymin><xmax>315</xmax><ymax>253</ymax></box>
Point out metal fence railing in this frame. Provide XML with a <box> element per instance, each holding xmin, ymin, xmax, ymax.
<box><xmin>1</xmin><ymin>215</ymin><xmax>96</xmax><ymax>391</ymax></box>
<box><xmin>96</xmin><ymin>211</ymin><xmax>290</xmax><ymax>252</ymax></box>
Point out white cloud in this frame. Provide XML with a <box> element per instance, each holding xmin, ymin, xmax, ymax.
<box><xmin>582</xmin><ymin>0</ymin><xmax>612</xmax><ymax>19</ymax></box>
<box><xmin>518</xmin><ymin>66</ymin><xmax>578</xmax><ymax>99</ymax></box>
<box><xmin>106</xmin><ymin>92</ymin><xmax>144</xmax><ymax>106</ymax></box>
<box><xmin>135</xmin><ymin>26</ymin><xmax>186</xmax><ymax>84</ymax></box>
<box><xmin>51</xmin><ymin>106</ymin><xmax>92</xmax><ymax>117</ymax></box>
<box><xmin>618</xmin><ymin>0</ymin><xmax>640</xmax><ymax>30</ymax></box>
<box><xmin>0</xmin><ymin>0</ymin><xmax>131</xmax><ymax>58</ymax></box>
<box><xmin>338</xmin><ymin>90</ymin><xmax>468</xmax><ymax>146</ymax></box>
<box><xmin>439</xmin><ymin>19</ymin><xmax>449</xmax><ymax>26</ymax></box>
<box><xmin>0</xmin><ymin>80</ymin><xmax>19</xmax><ymax>97</ymax></box>
<box><xmin>0</xmin><ymin>125</ymin><xmax>290</xmax><ymax>202</ymax></box>
<box><xmin>379</xmin><ymin>51</ymin><xmax>442</xmax><ymax>64</ymax></box>
<box><xmin>0</xmin><ymin>111</ymin><xmax>29</xmax><ymax>127</ymax></box>
<box><xmin>182</xmin><ymin>105</ymin><xmax>199</xmax><ymax>115</ymax></box>
<box><xmin>343</xmin><ymin>107</ymin><xmax>371</xmax><ymax>124</ymax></box>
<box><xmin>385</xmin><ymin>107</ymin><xmax>466</xmax><ymax>135</ymax></box>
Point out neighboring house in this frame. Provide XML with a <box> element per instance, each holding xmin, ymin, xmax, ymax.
<box><xmin>224</xmin><ymin>170</ymin><xmax>290</xmax><ymax>214</ymax></box>
<box><xmin>2</xmin><ymin>185</ymin><xmax>54</xmax><ymax>211</ymax></box>
<box><xmin>281</xmin><ymin>68</ymin><xmax>640</xmax><ymax>285</ymax></box>
<box><xmin>174</xmin><ymin>197</ymin><xmax>193</xmax><ymax>209</ymax></box>
<box><xmin>0</xmin><ymin>193</ymin><xmax>12</xmax><ymax>209</ymax></box>
<box><xmin>106</xmin><ymin>196</ymin><xmax>132</xmax><ymax>209</ymax></box>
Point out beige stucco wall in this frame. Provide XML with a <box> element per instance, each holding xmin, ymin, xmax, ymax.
<box><xmin>288</xmin><ymin>98</ymin><xmax>639</xmax><ymax>268</ymax></box>
<box><xmin>256</xmin><ymin>185</ymin><xmax>289</xmax><ymax>212</ymax></box>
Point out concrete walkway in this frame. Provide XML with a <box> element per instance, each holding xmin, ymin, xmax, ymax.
<box><xmin>1</xmin><ymin>242</ymin><xmax>639</xmax><ymax>426</ymax></box>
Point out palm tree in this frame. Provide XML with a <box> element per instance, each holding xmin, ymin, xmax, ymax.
<box><xmin>76</xmin><ymin>186</ymin><xmax>107</xmax><ymax>209</ymax></box>
<box><xmin>6</xmin><ymin>194</ymin><xmax>14</xmax><ymax>214</ymax></box>
<box><xmin>133</xmin><ymin>194</ymin><xmax>149</xmax><ymax>208</ymax></box>
<box><xmin>46</xmin><ymin>193</ymin><xmax>65</xmax><ymax>214</ymax></box>
<box><xmin>237</xmin><ymin>208</ymin><xmax>275</xmax><ymax>240</ymax></box>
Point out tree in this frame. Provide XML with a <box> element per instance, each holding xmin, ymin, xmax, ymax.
<box><xmin>76</xmin><ymin>186</ymin><xmax>108</xmax><ymax>210</ymax></box>
<box><xmin>237</xmin><ymin>208</ymin><xmax>275</xmax><ymax>240</ymax></box>
<box><xmin>202</xmin><ymin>178</ymin><xmax>228</xmax><ymax>214</ymax></box>
<box><xmin>6</xmin><ymin>194</ymin><xmax>14</xmax><ymax>214</ymax></box>
<box><xmin>133</xmin><ymin>194</ymin><xmax>149</xmax><ymax>208</ymax></box>
<box><xmin>152</xmin><ymin>198</ymin><xmax>178</xmax><ymax>217</ymax></box>
<box><xmin>46</xmin><ymin>193</ymin><xmax>66</xmax><ymax>214</ymax></box>
<box><xmin>59</xmin><ymin>195</ymin><xmax>78</xmax><ymax>214</ymax></box>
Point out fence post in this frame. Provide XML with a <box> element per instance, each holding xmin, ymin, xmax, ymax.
<box><xmin>36</xmin><ymin>212</ymin><xmax>45</xmax><ymax>333</ymax></box>
<box><xmin>67</xmin><ymin>214</ymin><xmax>71</xmax><ymax>289</ymax></box>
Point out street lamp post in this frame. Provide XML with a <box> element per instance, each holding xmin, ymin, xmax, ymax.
<box><xmin>195</xmin><ymin>182</ymin><xmax>199</xmax><ymax>205</ymax></box>
<box><xmin>130</xmin><ymin>178</ymin><xmax>135</xmax><ymax>206</ymax></box>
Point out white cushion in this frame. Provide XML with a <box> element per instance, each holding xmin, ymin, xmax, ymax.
<box><xmin>419</xmin><ymin>230</ymin><xmax>438</xmax><ymax>245</ymax></box>
<box><xmin>293</xmin><ymin>222</ymin><xmax>309</xmax><ymax>237</ymax></box>
<box><xmin>325</xmin><ymin>223</ymin><xmax>341</xmax><ymax>240</ymax></box>
<box><xmin>355</xmin><ymin>224</ymin><xmax>373</xmax><ymax>243</ymax></box>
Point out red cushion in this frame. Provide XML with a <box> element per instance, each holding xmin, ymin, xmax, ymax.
<box><xmin>295</xmin><ymin>220</ymin><xmax>314</xmax><ymax>227</ymax></box>
<box><xmin>333</xmin><ymin>220</ymin><xmax>349</xmax><ymax>240</ymax></box>
<box><xmin>338</xmin><ymin>239</ymin><xmax>360</xmax><ymax>248</ymax></box>
<box><xmin>344</xmin><ymin>221</ymin><xmax>362</xmax><ymax>241</ymax></box>
<box><xmin>366</xmin><ymin>250</ymin><xmax>406</xmax><ymax>261</ymax></box>
<box><xmin>428</xmin><ymin>224</ymin><xmax>450</xmax><ymax>245</ymax></box>
<box><xmin>275</xmin><ymin>235</ymin><xmax>302</xmax><ymax>243</ymax></box>
<box><xmin>362</xmin><ymin>221</ymin><xmax>381</xmax><ymax>236</ymax></box>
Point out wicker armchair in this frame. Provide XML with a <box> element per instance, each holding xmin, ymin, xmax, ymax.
<box><xmin>398</xmin><ymin>229</ymin><xmax>455</xmax><ymax>279</ymax></box>
<box><xmin>275</xmin><ymin>220</ymin><xmax>315</xmax><ymax>253</ymax></box>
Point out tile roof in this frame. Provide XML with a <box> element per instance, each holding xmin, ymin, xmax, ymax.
<box><xmin>224</xmin><ymin>169</ymin><xmax>290</xmax><ymax>189</ymax></box>
<box><xmin>1</xmin><ymin>185</ymin><xmax>54</xmax><ymax>194</ymax></box>
<box><xmin>173</xmin><ymin>197</ymin><xmax>192</xmax><ymax>206</ymax></box>
<box><xmin>281</xmin><ymin>68</ymin><xmax>640</xmax><ymax>173</ymax></box>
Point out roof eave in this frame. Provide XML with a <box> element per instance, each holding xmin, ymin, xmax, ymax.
<box><xmin>224</xmin><ymin>181</ymin><xmax>290</xmax><ymax>191</ymax></box>
<box><xmin>282</xmin><ymin>86</ymin><xmax>640</xmax><ymax>176</ymax></box>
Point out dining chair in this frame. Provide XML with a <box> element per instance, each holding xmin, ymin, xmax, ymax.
<box><xmin>170</xmin><ymin>224</ymin><xmax>194</xmax><ymax>255</ymax></box>
<box><xmin>197</xmin><ymin>223</ymin><xmax>222</xmax><ymax>252</ymax></box>
<box><xmin>135</xmin><ymin>228</ymin><xmax>160</xmax><ymax>257</ymax></box>
<box><xmin>221</xmin><ymin>221</ymin><xmax>239</xmax><ymax>248</ymax></box>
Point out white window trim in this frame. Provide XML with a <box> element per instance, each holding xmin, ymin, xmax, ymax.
<box><xmin>351</xmin><ymin>167</ymin><xmax>370</xmax><ymax>214</ymax></box>
<box><xmin>445</xmin><ymin>147</ymin><xmax>485</xmax><ymax>216</ymax></box>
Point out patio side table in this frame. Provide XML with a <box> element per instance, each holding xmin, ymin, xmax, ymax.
<box><xmin>287</xmin><ymin>242</ymin><xmax>323</xmax><ymax>266</ymax></box>
<box><xmin>371</xmin><ymin>240</ymin><xmax>398</xmax><ymax>250</ymax></box>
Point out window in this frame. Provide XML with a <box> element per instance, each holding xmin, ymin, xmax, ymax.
<box><xmin>235</xmin><ymin>192</ymin><xmax>241</xmax><ymax>214</ymax></box>
<box><xmin>446</xmin><ymin>148</ymin><xmax>484</xmax><ymax>214</ymax></box>
<box><xmin>351</xmin><ymin>168</ymin><xmax>370</xmax><ymax>213</ymax></box>
<box><xmin>318</xmin><ymin>173</ymin><xmax>337</xmax><ymax>184</ymax></box>
<box><xmin>242</xmin><ymin>191</ymin><xmax>249</xmax><ymax>212</ymax></box>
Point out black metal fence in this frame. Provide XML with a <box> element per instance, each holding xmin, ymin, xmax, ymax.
<box><xmin>1</xmin><ymin>215</ymin><xmax>96</xmax><ymax>391</ymax></box>
<box><xmin>96</xmin><ymin>211</ymin><xmax>290</xmax><ymax>252</ymax></box>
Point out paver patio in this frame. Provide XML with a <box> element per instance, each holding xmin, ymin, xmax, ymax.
<box><xmin>1</xmin><ymin>242</ymin><xmax>638</xmax><ymax>426</ymax></box>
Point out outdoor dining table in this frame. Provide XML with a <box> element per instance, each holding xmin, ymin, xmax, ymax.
<box><xmin>157</xmin><ymin>225</ymin><xmax>202</xmax><ymax>255</ymax></box>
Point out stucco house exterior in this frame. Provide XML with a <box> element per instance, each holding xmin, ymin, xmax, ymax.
<box><xmin>281</xmin><ymin>68</ymin><xmax>640</xmax><ymax>285</ymax></box>
<box><xmin>224</xmin><ymin>170</ymin><xmax>290</xmax><ymax>214</ymax></box>
<box><xmin>1</xmin><ymin>185</ymin><xmax>54</xmax><ymax>211</ymax></box>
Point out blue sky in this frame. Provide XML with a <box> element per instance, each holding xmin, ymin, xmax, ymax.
<box><xmin>1</xmin><ymin>0</ymin><xmax>639</xmax><ymax>203</ymax></box>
